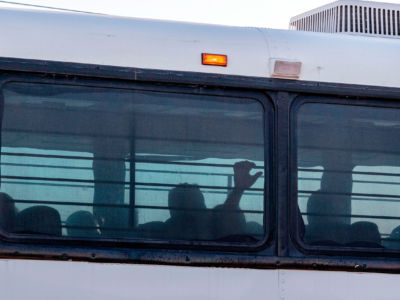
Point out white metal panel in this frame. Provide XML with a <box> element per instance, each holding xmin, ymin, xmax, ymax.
<box><xmin>0</xmin><ymin>259</ymin><xmax>279</xmax><ymax>300</ymax></box>
<box><xmin>1</xmin><ymin>259</ymin><xmax>400</xmax><ymax>300</ymax></box>
<box><xmin>347</xmin><ymin>5</ymin><xmax>350</xmax><ymax>33</ymax></box>
<box><xmin>280</xmin><ymin>269</ymin><xmax>400</xmax><ymax>300</ymax></box>
<box><xmin>261</xmin><ymin>28</ymin><xmax>400</xmax><ymax>87</ymax></box>
<box><xmin>0</xmin><ymin>8</ymin><xmax>400</xmax><ymax>88</ymax></box>
<box><xmin>0</xmin><ymin>8</ymin><xmax>270</xmax><ymax>78</ymax></box>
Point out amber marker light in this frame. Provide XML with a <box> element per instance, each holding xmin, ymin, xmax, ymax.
<box><xmin>202</xmin><ymin>53</ymin><xmax>227</xmax><ymax>67</ymax></box>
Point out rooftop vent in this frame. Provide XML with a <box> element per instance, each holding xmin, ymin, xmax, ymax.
<box><xmin>289</xmin><ymin>0</ymin><xmax>400</xmax><ymax>37</ymax></box>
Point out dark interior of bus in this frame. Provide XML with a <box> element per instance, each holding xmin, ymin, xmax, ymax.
<box><xmin>0</xmin><ymin>82</ymin><xmax>266</xmax><ymax>243</ymax></box>
<box><xmin>1</xmin><ymin>81</ymin><xmax>400</xmax><ymax>251</ymax></box>
<box><xmin>297</xmin><ymin>102</ymin><xmax>400</xmax><ymax>249</ymax></box>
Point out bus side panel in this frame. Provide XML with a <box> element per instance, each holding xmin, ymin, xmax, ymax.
<box><xmin>0</xmin><ymin>259</ymin><xmax>278</xmax><ymax>300</ymax></box>
<box><xmin>280</xmin><ymin>269</ymin><xmax>399</xmax><ymax>300</ymax></box>
<box><xmin>1</xmin><ymin>260</ymin><xmax>400</xmax><ymax>299</ymax></box>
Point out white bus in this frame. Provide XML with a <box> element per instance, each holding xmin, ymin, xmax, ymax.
<box><xmin>0</xmin><ymin>5</ymin><xmax>400</xmax><ymax>300</ymax></box>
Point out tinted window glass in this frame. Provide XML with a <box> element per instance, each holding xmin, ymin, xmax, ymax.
<box><xmin>297</xmin><ymin>102</ymin><xmax>400</xmax><ymax>249</ymax></box>
<box><xmin>0</xmin><ymin>82</ymin><xmax>266</xmax><ymax>244</ymax></box>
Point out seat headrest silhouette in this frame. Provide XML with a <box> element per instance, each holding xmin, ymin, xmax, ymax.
<box><xmin>16</xmin><ymin>206</ymin><xmax>61</xmax><ymax>236</ymax></box>
<box><xmin>0</xmin><ymin>192</ymin><xmax>16</xmax><ymax>232</ymax></box>
<box><xmin>66</xmin><ymin>210</ymin><xmax>100</xmax><ymax>237</ymax></box>
<box><xmin>349</xmin><ymin>221</ymin><xmax>381</xmax><ymax>245</ymax></box>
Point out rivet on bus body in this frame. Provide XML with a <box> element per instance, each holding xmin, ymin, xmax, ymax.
<box><xmin>270</xmin><ymin>59</ymin><xmax>302</xmax><ymax>79</ymax></box>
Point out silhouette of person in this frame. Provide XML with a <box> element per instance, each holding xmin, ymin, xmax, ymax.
<box><xmin>165</xmin><ymin>160</ymin><xmax>262</xmax><ymax>240</ymax></box>
<box><xmin>212</xmin><ymin>160</ymin><xmax>262</xmax><ymax>238</ymax></box>
<box><xmin>165</xmin><ymin>184</ymin><xmax>208</xmax><ymax>240</ymax></box>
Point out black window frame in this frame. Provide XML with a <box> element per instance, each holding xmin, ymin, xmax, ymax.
<box><xmin>290</xmin><ymin>94</ymin><xmax>400</xmax><ymax>258</ymax></box>
<box><xmin>0</xmin><ymin>71</ymin><xmax>275</xmax><ymax>254</ymax></box>
<box><xmin>3</xmin><ymin>57</ymin><xmax>400</xmax><ymax>271</ymax></box>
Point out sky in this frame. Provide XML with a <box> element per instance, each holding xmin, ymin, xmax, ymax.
<box><xmin>0</xmin><ymin>0</ymin><xmax>400</xmax><ymax>29</ymax></box>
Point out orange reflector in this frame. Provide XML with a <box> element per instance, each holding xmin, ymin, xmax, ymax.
<box><xmin>272</xmin><ymin>60</ymin><xmax>302</xmax><ymax>79</ymax></box>
<box><xmin>202</xmin><ymin>53</ymin><xmax>227</xmax><ymax>67</ymax></box>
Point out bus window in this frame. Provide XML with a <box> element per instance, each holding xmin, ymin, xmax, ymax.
<box><xmin>0</xmin><ymin>82</ymin><xmax>267</xmax><ymax>244</ymax></box>
<box><xmin>296</xmin><ymin>101</ymin><xmax>400</xmax><ymax>250</ymax></box>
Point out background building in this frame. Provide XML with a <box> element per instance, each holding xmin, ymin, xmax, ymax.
<box><xmin>290</xmin><ymin>0</ymin><xmax>400</xmax><ymax>37</ymax></box>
